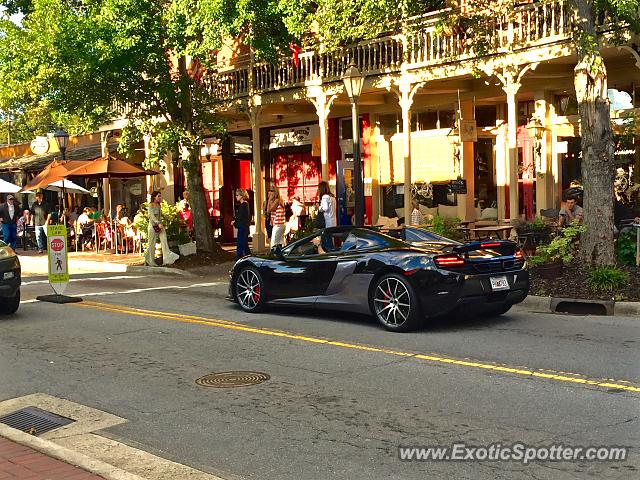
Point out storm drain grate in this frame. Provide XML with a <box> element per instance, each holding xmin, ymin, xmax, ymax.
<box><xmin>196</xmin><ymin>371</ymin><xmax>270</xmax><ymax>388</ymax></box>
<box><xmin>0</xmin><ymin>407</ymin><xmax>75</xmax><ymax>436</ymax></box>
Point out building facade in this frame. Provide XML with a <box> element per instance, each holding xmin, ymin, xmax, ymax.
<box><xmin>200</xmin><ymin>0</ymin><xmax>639</xmax><ymax>249</ymax></box>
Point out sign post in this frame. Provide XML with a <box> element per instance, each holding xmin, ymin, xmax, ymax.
<box><xmin>36</xmin><ymin>225</ymin><xmax>82</xmax><ymax>304</ymax></box>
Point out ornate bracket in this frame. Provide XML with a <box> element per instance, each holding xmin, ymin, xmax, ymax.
<box><xmin>481</xmin><ymin>62</ymin><xmax>540</xmax><ymax>96</ymax></box>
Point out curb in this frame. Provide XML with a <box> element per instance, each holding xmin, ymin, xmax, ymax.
<box><xmin>126</xmin><ymin>265</ymin><xmax>195</xmax><ymax>277</ymax></box>
<box><xmin>0</xmin><ymin>424</ymin><xmax>144</xmax><ymax>480</ymax></box>
<box><xmin>516</xmin><ymin>295</ymin><xmax>639</xmax><ymax>317</ymax></box>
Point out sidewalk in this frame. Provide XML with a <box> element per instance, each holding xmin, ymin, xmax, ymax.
<box><xmin>0</xmin><ymin>437</ymin><xmax>103</xmax><ymax>480</ymax></box>
<box><xmin>18</xmin><ymin>249</ymin><xmax>144</xmax><ymax>277</ymax></box>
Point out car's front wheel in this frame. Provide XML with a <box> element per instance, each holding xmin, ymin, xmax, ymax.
<box><xmin>234</xmin><ymin>267</ymin><xmax>266</xmax><ymax>313</ymax></box>
<box><xmin>371</xmin><ymin>274</ymin><xmax>421</xmax><ymax>332</ymax></box>
<box><xmin>0</xmin><ymin>288</ymin><xmax>20</xmax><ymax>315</ymax></box>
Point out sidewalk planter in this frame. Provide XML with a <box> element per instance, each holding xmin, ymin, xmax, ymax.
<box><xmin>178</xmin><ymin>242</ymin><xmax>197</xmax><ymax>256</ymax></box>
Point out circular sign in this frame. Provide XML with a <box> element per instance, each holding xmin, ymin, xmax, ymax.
<box><xmin>129</xmin><ymin>183</ymin><xmax>142</xmax><ymax>196</ymax></box>
<box><xmin>30</xmin><ymin>137</ymin><xmax>50</xmax><ymax>155</ymax></box>
<box><xmin>50</xmin><ymin>238</ymin><xmax>64</xmax><ymax>252</ymax></box>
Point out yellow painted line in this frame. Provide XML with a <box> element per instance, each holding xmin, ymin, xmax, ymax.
<box><xmin>72</xmin><ymin>300</ymin><xmax>640</xmax><ymax>394</ymax></box>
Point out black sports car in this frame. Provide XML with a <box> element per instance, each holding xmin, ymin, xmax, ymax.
<box><xmin>0</xmin><ymin>240</ymin><xmax>21</xmax><ymax>315</ymax></box>
<box><xmin>229</xmin><ymin>226</ymin><xmax>528</xmax><ymax>332</ymax></box>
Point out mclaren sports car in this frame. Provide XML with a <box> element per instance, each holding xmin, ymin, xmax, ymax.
<box><xmin>229</xmin><ymin>226</ymin><xmax>529</xmax><ymax>332</ymax></box>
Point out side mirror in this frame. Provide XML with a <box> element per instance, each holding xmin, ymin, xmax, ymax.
<box><xmin>272</xmin><ymin>245</ymin><xmax>285</xmax><ymax>259</ymax></box>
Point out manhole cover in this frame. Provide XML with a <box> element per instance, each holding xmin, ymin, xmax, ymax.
<box><xmin>196</xmin><ymin>371</ymin><xmax>270</xmax><ymax>388</ymax></box>
<box><xmin>0</xmin><ymin>407</ymin><xmax>74</xmax><ymax>436</ymax></box>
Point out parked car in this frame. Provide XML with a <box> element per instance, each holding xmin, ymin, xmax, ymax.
<box><xmin>229</xmin><ymin>226</ymin><xmax>529</xmax><ymax>332</ymax></box>
<box><xmin>0</xmin><ymin>240</ymin><xmax>21</xmax><ymax>314</ymax></box>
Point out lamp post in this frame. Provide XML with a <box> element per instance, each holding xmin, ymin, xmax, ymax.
<box><xmin>53</xmin><ymin>128</ymin><xmax>69</xmax><ymax>161</ymax></box>
<box><xmin>342</xmin><ymin>63</ymin><xmax>365</xmax><ymax>226</ymax></box>
<box><xmin>53</xmin><ymin>128</ymin><xmax>70</xmax><ymax>226</ymax></box>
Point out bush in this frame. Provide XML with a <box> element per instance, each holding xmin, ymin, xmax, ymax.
<box><xmin>616</xmin><ymin>230</ymin><xmax>637</xmax><ymax>266</ymax></box>
<box><xmin>425</xmin><ymin>215</ymin><xmax>462</xmax><ymax>240</ymax></box>
<box><xmin>530</xmin><ymin>221</ymin><xmax>585</xmax><ymax>265</ymax></box>
<box><xmin>587</xmin><ymin>266</ymin><xmax>630</xmax><ymax>292</ymax></box>
<box><xmin>133</xmin><ymin>201</ymin><xmax>189</xmax><ymax>248</ymax></box>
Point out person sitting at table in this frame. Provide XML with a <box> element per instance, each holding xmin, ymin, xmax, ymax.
<box><xmin>614</xmin><ymin>197</ymin><xmax>636</xmax><ymax>233</ymax></box>
<box><xmin>77</xmin><ymin>207</ymin><xmax>95</xmax><ymax>249</ymax></box>
<box><xmin>558</xmin><ymin>195</ymin><xmax>584</xmax><ymax>228</ymax></box>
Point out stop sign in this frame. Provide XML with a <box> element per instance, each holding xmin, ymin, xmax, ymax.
<box><xmin>50</xmin><ymin>238</ymin><xmax>64</xmax><ymax>252</ymax></box>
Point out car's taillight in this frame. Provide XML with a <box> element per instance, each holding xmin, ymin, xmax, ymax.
<box><xmin>480</xmin><ymin>242</ymin><xmax>501</xmax><ymax>248</ymax></box>
<box><xmin>514</xmin><ymin>248</ymin><xmax>524</xmax><ymax>260</ymax></box>
<box><xmin>434</xmin><ymin>254</ymin><xmax>465</xmax><ymax>267</ymax></box>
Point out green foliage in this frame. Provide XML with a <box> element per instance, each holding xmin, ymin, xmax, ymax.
<box><xmin>615</xmin><ymin>230</ymin><xmax>637</xmax><ymax>266</ymax></box>
<box><xmin>133</xmin><ymin>201</ymin><xmax>189</xmax><ymax>248</ymax></box>
<box><xmin>530</xmin><ymin>222</ymin><xmax>586</xmax><ymax>265</ymax></box>
<box><xmin>586</xmin><ymin>265</ymin><xmax>629</xmax><ymax>292</ymax></box>
<box><xmin>291</xmin><ymin>215</ymin><xmax>316</xmax><ymax>242</ymax></box>
<box><xmin>425</xmin><ymin>214</ymin><xmax>461</xmax><ymax>240</ymax></box>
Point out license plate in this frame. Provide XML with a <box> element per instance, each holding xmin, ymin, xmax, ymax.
<box><xmin>490</xmin><ymin>276</ymin><xmax>509</xmax><ymax>291</ymax></box>
<box><xmin>3</xmin><ymin>271</ymin><xmax>14</xmax><ymax>280</ymax></box>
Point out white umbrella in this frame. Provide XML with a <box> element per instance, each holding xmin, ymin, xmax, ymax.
<box><xmin>45</xmin><ymin>179</ymin><xmax>90</xmax><ymax>194</ymax></box>
<box><xmin>0</xmin><ymin>178</ymin><xmax>21</xmax><ymax>194</ymax></box>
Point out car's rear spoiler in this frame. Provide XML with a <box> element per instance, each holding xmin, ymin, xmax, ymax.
<box><xmin>453</xmin><ymin>240</ymin><xmax>518</xmax><ymax>255</ymax></box>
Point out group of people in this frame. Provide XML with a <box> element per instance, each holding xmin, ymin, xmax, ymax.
<box><xmin>0</xmin><ymin>191</ymin><xmax>57</xmax><ymax>252</ymax></box>
<box><xmin>232</xmin><ymin>180</ymin><xmax>338</xmax><ymax>259</ymax></box>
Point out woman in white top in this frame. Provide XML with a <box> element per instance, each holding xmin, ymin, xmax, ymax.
<box><xmin>318</xmin><ymin>181</ymin><xmax>337</xmax><ymax>228</ymax></box>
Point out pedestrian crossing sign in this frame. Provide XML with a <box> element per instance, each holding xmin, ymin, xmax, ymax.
<box><xmin>47</xmin><ymin>225</ymin><xmax>69</xmax><ymax>294</ymax></box>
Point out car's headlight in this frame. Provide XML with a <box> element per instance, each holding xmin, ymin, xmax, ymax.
<box><xmin>0</xmin><ymin>248</ymin><xmax>12</xmax><ymax>259</ymax></box>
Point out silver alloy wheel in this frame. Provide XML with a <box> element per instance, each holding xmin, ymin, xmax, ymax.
<box><xmin>374</xmin><ymin>277</ymin><xmax>411</xmax><ymax>327</ymax></box>
<box><xmin>236</xmin><ymin>269</ymin><xmax>261</xmax><ymax>310</ymax></box>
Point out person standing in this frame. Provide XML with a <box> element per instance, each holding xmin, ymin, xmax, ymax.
<box><xmin>267</xmin><ymin>186</ymin><xmax>286</xmax><ymax>248</ymax></box>
<box><xmin>30</xmin><ymin>191</ymin><xmax>52</xmax><ymax>254</ymax></box>
<box><xmin>263</xmin><ymin>185</ymin><xmax>274</xmax><ymax>242</ymax></box>
<box><xmin>233</xmin><ymin>189</ymin><xmax>251</xmax><ymax>259</ymax></box>
<box><xmin>0</xmin><ymin>194</ymin><xmax>19</xmax><ymax>249</ymax></box>
<box><xmin>144</xmin><ymin>191</ymin><xmax>179</xmax><ymax>266</ymax></box>
<box><xmin>318</xmin><ymin>181</ymin><xmax>337</xmax><ymax>227</ymax></box>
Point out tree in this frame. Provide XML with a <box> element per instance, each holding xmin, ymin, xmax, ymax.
<box><xmin>0</xmin><ymin>0</ymin><xmax>300</xmax><ymax>253</ymax></box>
<box><xmin>571</xmin><ymin>0</ymin><xmax>639</xmax><ymax>266</ymax></box>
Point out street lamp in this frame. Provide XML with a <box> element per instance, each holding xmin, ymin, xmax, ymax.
<box><xmin>343</xmin><ymin>63</ymin><xmax>365</xmax><ymax>226</ymax></box>
<box><xmin>53</xmin><ymin>128</ymin><xmax>69</xmax><ymax>160</ymax></box>
<box><xmin>201</xmin><ymin>140</ymin><xmax>220</xmax><ymax>161</ymax></box>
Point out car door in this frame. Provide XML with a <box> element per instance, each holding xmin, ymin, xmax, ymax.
<box><xmin>262</xmin><ymin>236</ymin><xmax>339</xmax><ymax>301</ymax></box>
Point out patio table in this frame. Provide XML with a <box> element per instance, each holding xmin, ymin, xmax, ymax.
<box><xmin>470</xmin><ymin>225</ymin><xmax>514</xmax><ymax>240</ymax></box>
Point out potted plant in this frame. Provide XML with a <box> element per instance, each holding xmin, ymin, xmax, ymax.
<box><xmin>514</xmin><ymin>217</ymin><xmax>552</xmax><ymax>255</ymax></box>
<box><xmin>529</xmin><ymin>222</ymin><xmax>585</xmax><ymax>279</ymax></box>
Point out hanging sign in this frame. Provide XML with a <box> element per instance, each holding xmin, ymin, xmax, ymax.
<box><xmin>459</xmin><ymin>119</ymin><xmax>477</xmax><ymax>142</ymax></box>
<box><xmin>47</xmin><ymin>225</ymin><xmax>69</xmax><ymax>295</ymax></box>
<box><xmin>30</xmin><ymin>136</ymin><xmax>50</xmax><ymax>155</ymax></box>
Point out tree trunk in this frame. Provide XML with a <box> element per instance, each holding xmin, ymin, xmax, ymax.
<box><xmin>185</xmin><ymin>149</ymin><xmax>221</xmax><ymax>254</ymax></box>
<box><xmin>573</xmin><ymin>0</ymin><xmax>616</xmax><ymax>266</ymax></box>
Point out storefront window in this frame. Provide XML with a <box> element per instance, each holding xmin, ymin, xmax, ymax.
<box><xmin>475</xmin><ymin>105</ymin><xmax>497</xmax><ymax>127</ymax></box>
<box><xmin>411</xmin><ymin>111</ymin><xmax>438</xmax><ymax>131</ymax></box>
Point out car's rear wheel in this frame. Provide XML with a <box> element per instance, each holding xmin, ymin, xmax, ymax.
<box><xmin>0</xmin><ymin>288</ymin><xmax>20</xmax><ymax>315</ymax></box>
<box><xmin>372</xmin><ymin>274</ymin><xmax>421</xmax><ymax>332</ymax></box>
<box><xmin>234</xmin><ymin>267</ymin><xmax>265</xmax><ymax>313</ymax></box>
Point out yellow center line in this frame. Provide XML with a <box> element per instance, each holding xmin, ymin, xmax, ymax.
<box><xmin>72</xmin><ymin>300</ymin><xmax>640</xmax><ymax>394</ymax></box>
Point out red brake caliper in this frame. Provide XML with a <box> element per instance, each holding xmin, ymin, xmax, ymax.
<box><xmin>253</xmin><ymin>285</ymin><xmax>260</xmax><ymax>303</ymax></box>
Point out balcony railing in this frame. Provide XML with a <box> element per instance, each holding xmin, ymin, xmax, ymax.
<box><xmin>202</xmin><ymin>0</ymin><xmax>622</xmax><ymax>101</ymax></box>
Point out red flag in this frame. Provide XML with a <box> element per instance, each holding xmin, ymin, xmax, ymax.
<box><xmin>289</xmin><ymin>43</ymin><xmax>301</xmax><ymax>68</ymax></box>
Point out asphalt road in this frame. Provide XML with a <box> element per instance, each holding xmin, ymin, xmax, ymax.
<box><xmin>1</xmin><ymin>271</ymin><xmax>638</xmax><ymax>479</ymax></box>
